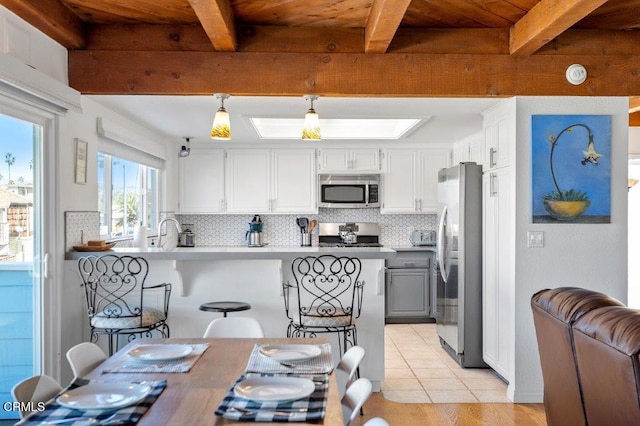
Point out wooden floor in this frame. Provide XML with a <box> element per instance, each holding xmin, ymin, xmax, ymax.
<box><xmin>359</xmin><ymin>392</ymin><xmax>547</xmax><ymax>425</ymax></box>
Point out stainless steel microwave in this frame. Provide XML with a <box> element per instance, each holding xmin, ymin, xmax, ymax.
<box><xmin>318</xmin><ymin>174</ymin><xmax>380</xmax><ymax>208</ymax></box>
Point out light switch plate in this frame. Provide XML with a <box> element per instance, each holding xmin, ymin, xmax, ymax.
<box><xmin>527</xmin><ymin>231</ymin><xmax>544</xmax><ymax>248</ymax></box>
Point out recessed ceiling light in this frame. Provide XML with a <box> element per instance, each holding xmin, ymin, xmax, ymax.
<box><xmin>249</xmin><ymin>118</ymin><xmax>423</xmax><ymax>140</ymax></box>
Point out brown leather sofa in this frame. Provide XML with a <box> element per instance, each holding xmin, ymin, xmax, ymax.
<box><xmin>573</xmin><ymin>305</ymin><xmax>640</xmax><ymax>425</ymax></box>
<box><xmin>531</xmin><ymin>287</ymin><xmax>625</xmax><ymax>426</ymax></box>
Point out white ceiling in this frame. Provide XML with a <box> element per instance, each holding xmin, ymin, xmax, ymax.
<box><xmin>87</xmin><ymin>95</ymin><xmax>502</xmax><ymax>146</ymax></box>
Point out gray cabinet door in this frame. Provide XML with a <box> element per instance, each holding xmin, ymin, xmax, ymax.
<box><xmin>386</xmin><ymin>269</ymin><xmax>429</xmax><ymax>319</ymax></box>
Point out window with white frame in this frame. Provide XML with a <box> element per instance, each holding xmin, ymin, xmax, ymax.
<box><xmin>98</xmin><ymin>152</ymin><xmax>158</xmax><ymax>238</ymax></box>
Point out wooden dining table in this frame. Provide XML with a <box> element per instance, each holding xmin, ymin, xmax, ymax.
<box><xmin>85</xmin><ymin>337</ymin><xmax>343</xmax><ymax>425</ymax></box>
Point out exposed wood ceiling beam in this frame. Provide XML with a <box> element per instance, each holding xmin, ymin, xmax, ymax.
<box><xmin>364</xmin><ymin>0</ymin><xmax>412</xmax><ymax>53</ymax></box>
<box><xmin>1</xmin><ymin>0</ymin><xmax>85</xmax><ymax>49</ymax></box>
<box><xmin>187</xmin><ymin>0</ymin><xmax>237</xmax><ymax>51</ymax></box>
<box><xmin>510</xmin><ymin>0</ymin><xmax>608</xmax><ymax>55</ymax></box>
<box><xmin>68</xmin><ymin>50</ymin><xmax>640</xmax><ymax>97</ymax></box>
<box><xmin>85</xmin><ymin>26</ymin><xmax>640</xmax><ymax>57</ymax></box>
<box><xmin>630</xmin><ymin>96</ymin><xmax>640</xmax><ymax>113</ymax></box>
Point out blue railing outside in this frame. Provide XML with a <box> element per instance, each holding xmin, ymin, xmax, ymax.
<box><xmin>0</xmin><ymin>265</ymin><xmax>33</xmax><ymax>420</ymax></box>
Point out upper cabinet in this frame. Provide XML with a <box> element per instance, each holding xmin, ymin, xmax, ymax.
<box><xmin>179</xmin><ymin>148</ymin><xmax>225</xmax><ymax>213</ymax></box>
<box><xmin>452</xmin><ymin>131</ymin><xmax>484</xmax><ymax>167</ymax></box>
<box><xmin>271</xmin><ymin>149</ymin><xmax>317</xmax><ymax>213</ymax></box>
<box><xmin>483</xmin><ymin>100</ymin><xmax>514</xmax><ymax>170</ymax></box>
<box><xmin>381</xmin><ymin>149</ymin><xmax>450</xmax><ymax>214</ymax></box>
<box><xmin>225</xmin><ymin>148</ymin><xmax>317</xmax><ymax>214</ymax></box>
<box><xmin>318</xmin><ymin>148</ymin><xmax>381</xmax><ymax>172</ymax></box>
<box><xmin>225</xmin><ymin>149</ymin><xmax>272</xmax><ymax>213</ymax></box>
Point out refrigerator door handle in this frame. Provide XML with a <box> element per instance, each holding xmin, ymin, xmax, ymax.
<box><xmin>437</xmin><ymin>205</ymin><xmax>448</xmax><ymax>282</ymax></box>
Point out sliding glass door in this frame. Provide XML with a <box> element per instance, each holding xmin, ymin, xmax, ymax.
<box><xmin>0</xmin><ymin>110</ymin><xmax>46</xmax><ymax>420</ymax></box>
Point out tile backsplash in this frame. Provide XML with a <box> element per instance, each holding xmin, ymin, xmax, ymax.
<box><xmin>176</xmin><ymin>209</ymin><xmax>437</xmax><ymax>248</ymax></box>
<box><xmin>64</xmin><ymin>211</ymin><xmax>100</xmax><ymax>251</ymax></box>
<box><xmin>65</xmin><ymin>209</ymin><xmax>437</xmax><ymax>250</ymax></box>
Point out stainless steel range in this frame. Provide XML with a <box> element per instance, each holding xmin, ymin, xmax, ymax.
<box><xmin>318</xmin><ymin>222</ymin><xmax>383</xmax><ymax>247</ymax></box>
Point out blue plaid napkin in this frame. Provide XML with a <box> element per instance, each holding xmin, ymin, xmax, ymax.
<box><xmin>215</xmin><ymin>373</ymin><xmax>328</xmax><ymax>422</ymax></box>
<box><xmin>17</xmin><ymin>378</ymin><xmax>166</xmax><ymax>425</ymax></box>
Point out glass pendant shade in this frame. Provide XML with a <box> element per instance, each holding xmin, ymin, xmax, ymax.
<box><xmin>302</xmin><ymin>95</ymin><xmax>321</xmax><ymax>140</ymax></box>
<box><xmin>211</xmin><ymin>107</ymin><xmax>231</xmax><ymax>140</ymax></box>
<box><xmin>302</xmin><ymin>109</ymin><xmax>321</xmax><ymax>140</ymax></box>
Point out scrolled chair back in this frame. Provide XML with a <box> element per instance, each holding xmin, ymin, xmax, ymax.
<box><xmin>286</xmin><ymin>255</ymin><xmax>364</xmax><ymax>325</ymax></box>
<box><xmin>78</xmin><ymin>255</ymin><xmax>150</xmax><ymax>322</ymax></box>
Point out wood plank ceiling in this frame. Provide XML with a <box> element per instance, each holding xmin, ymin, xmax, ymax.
<box><xmin>3</xmin><ymin>0</ymin><xmax>640</xmax><ymax>119</ymax></box>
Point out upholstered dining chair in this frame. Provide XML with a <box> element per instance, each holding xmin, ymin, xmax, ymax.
<box><xmin>283</xmin><ymin>255</ymin><xmax>364</xmax><ymax>357</ymax></box>
<box><xmin>66</xmin><ymin>342</ymin><xmax>107</xmax><ymax>381</ymax></box>
<box><xmin>11</xmin><ymin>375</ymin><xmax>62</xmax><ymax>419</ymax></box>
<box><xmin>202</xmin><ymin>317</ymin><xmax>265</xmax><ymax>338</ymax></box>
<box><xmin>78</xmin><ymin>255</ymin><xmax>172</xmax><ymax>355</ymax></box>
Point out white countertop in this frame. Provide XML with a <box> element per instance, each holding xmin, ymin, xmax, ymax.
<box><xmin>393</xmin><ymin>246</ymin><xmax>437</xmax><ymax>252</ymax></box>
<box><xmin>65</xmin><ymin>246</ymin><xmax>397</xmax><ymax>261</ymax></box>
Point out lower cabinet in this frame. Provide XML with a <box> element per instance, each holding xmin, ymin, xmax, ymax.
<box><xmin>385</xmin><ymin>251</ymin><xmax>433</xmax><ymax>323</ymax></box>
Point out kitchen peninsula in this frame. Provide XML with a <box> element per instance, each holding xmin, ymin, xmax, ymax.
<box><xmin>65</xmin><ymin>246</ymin><xmax>395</xmax><ymax>390</ymax></box>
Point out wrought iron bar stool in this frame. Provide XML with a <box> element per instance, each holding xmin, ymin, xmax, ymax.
<box><xmin>283</xmin><ymin>255</ymin><xmax>364</xmax><ymax>357</ymax></box>
<box><xmin>199</xmin><ymin>301</ymin><xmax>251</xmax><ymax>317</ymax></box>
<box><xmin>77</xmin><ymin>255</ymin><xmax>172</xmax><ymax>355</ymax></box>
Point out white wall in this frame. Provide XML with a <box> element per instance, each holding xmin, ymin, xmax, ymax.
<box><xmin>512</xmin><ymin>97</ymin><xmax>628</xmax><ymax>402</ymax></box>
<box><xmin>57</xmin><ymin>100</ymin><xmax>172</xmax><ymax>383</ymax></box>
<box><xmin>628</xmin><ymin>127</ymin><xmax>640</xmax><ymax>307</ymax></box>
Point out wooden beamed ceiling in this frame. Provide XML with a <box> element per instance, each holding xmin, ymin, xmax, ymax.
<box><xmin>4</xmin><ymin>0</ymin><xmax>640</xmax><ymax>107</ymax></box>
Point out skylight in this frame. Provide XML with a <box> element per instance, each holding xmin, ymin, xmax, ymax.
<box><xmin>249</xmin><ymin>118</ymin><xmax>423</xmax><ymax>140</ymax></box>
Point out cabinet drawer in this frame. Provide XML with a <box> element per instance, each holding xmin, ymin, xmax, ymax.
<box><xmin>386</xmin><ymin>251</ymin><xmax>430</xmax><ymax>269</ymax></box>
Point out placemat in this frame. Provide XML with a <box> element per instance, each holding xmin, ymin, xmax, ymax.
<box><xmin>102</xmin><ymin>343</ymin><xmax>209</xmax><ymax>373</ymax></box>
<box><xmin>245</xmin><ymin>343</ymin><xmax>334</xmax><ymax>374</ymax></box>
<box><xmin>16</xmin><ymin>378</ymin><xmax>166</xmax><ymax>425</ymax></box>
<box><xmin>215</xmin><ymin>373</ymin><xmax>328</xmax><ymax>422</ymax></box>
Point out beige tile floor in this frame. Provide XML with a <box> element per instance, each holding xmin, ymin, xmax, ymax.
<box><xmin>383</xmin><ymin>323</ymin><xmax>510</xmax><ymax>403</ymax></box>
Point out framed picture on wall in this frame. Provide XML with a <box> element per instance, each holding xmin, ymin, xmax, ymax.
<box><xmin>74</xmin><ymin>138</ymin><xmax>88</xmax><ymax>184</ymax></box>
<box><xmin>531</xmin><ymin>115</ymin><xmax>611</xmax><ymax>223</ymax></box>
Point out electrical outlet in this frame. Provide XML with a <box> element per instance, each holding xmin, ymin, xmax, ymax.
<box><xmin>527</xmin><ymin>231</ymin><xmax>544</xmax><ymax>248</ymax></box>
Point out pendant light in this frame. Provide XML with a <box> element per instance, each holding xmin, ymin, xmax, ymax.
<box><xmin>302</xmin><ymin>95</ymin><xmax>321</xmax><ymax>140</ymax></box>
<box><xmin>179</xmin><ymin>137</ymin><xmax>191</xmax><ymax>157</ymax></box>
<box><xmin>211</xmin><ymin>93</ymin><xmax>231</xmax><ymax>140</ymax></box>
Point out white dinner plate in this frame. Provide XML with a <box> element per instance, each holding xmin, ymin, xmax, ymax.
<box><xmin>234</xmin><ymin>376</ymin><xmax>315</xmax><ymax>402</ymax></box>
<box><xmin>127</xmin><ymin>344</ymin><xmax>193</xmax><ymax>362</ymax></box>
<box><xmin>259</xmin><ymin>344</ymin><xmax>321</xmax><ymax>362</ymax></box>
<box><xmin>57</xmin><ymin>382</ymin><xmax>151</xmax><ymax>410</ymax></box>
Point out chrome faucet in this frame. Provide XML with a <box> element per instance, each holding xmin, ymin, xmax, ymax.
<box><xmin>157</xmin><ymin>218</ymin><xmax>182</xmax><ymax>249</ymax></box>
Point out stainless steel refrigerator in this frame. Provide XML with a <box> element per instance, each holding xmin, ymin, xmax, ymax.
<box><xmin>435</xmin><ymin>162</ymin><xmax>486</xmax><ymax>367</ymax></box>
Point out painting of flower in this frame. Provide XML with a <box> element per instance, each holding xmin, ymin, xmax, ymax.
<box><xmin>532</xmin><ymin>115</ymin><xmax>611</xmax><ymax>223</ymax></box>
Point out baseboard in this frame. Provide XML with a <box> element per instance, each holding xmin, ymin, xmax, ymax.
<box><xmin>510</xmin><ymin>387</ymin><xmax>543</xmax><ymax>403</ymax></box>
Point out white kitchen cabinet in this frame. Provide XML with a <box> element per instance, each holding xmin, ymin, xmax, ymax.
<box><xmin>225</xmin><ymin>149</ymin><xmax>271</xmax><ymax>213</ymax></box>
<box><xmin>452</xmin><ymin>131</ymin><xmax>484</xmax><ymax>167</ymax></box>
<box><xmin>482</xmin><ymin>167</ymin><xmax>513</xmax><ymax>381</ymax></box>
<box><xmin>417</xmin><ymin>150</ymin><xmax>450</xmax><ymax>212</ymax></box>
<box><xmin>318</xmin><ymin>148</ymin><xmax>380</xmax><ymax>172</ymax></box>
<box><xmin>179</xmin><ymin>148</ymin><xmax>225</xmax><ymax>213</ymax></box>
<box><xmin>381</xmin><ymin>149</ymin><xmax>449</xmax><ymax>213</ymax></box>
<box><xmin>271</xmin><ymin>149</ymin><xmax>317</xmax><ymax>213</ymax></box>
<box><xmin>483</xmin><ymin>101</ymin><xmax>513</xmax><ymax>170</ymax></box>
<box><xmin>226</xmin><ymin>148</ymin><xmax>317</xmax><ymax>214</ymax></box>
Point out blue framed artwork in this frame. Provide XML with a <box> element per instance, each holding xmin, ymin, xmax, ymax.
<box><xmin>532</xmin><ymin>115</ymin><xmax>611</xmax><ymax>223</ymax></box>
